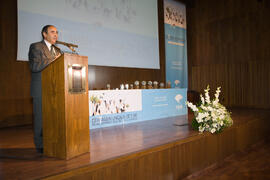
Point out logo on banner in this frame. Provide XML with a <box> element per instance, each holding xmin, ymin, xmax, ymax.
<box><xmin>175</xmin><ymin>94</ymin><xmax>183</xmax><ymax>110</ymax></box>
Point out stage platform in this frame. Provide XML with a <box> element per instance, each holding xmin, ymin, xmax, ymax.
<box><xmin>0</xmin><ymin>108</ymin><xmax>269</xmax><ymax>179</ymax></box>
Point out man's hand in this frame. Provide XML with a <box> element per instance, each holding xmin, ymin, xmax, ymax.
<box><xmin>53</xmin><ymin>54</ymin><xmax>61</xmax><ymax>61</ymax></box>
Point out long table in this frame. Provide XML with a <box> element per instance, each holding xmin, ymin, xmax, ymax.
<box><xmin>89</xmin><ymin>88</ymin><xmax>187</xmax><ymax>129</ymax></box>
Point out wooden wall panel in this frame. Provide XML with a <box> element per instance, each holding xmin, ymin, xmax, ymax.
<box><xmin>0</xmin><ymin>0</ymin><xmax>32</xmax><ymax>128</ymax></box>
<box><xmin>187</xmin><ymin>0</ymin><xmax>270</xmax><ymax>109</ymax></box>
<box><xmin>191</xmin><ymin>62</ymin><xmax>270</xmax><ymax>108</ymax></box>
<box><xmin>88</xmin><ymin>65</ymin><xmax>165</xmax><ymax>90</ymax></box>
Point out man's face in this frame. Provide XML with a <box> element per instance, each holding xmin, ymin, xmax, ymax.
<box><xmin>43</xmin><ymin>26</ymin><xmax>58</xmax><ymax>44</ymax></box>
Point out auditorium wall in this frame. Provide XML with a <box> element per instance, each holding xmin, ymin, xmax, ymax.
<box><xmin>186</xmin><ymin>0</ymin><xmax>270</xmax><ymax>109</ymax></box>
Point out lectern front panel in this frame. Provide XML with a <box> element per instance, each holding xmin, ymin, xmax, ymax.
<box><xmin>68</xmin><ymin>64</ymin><xmax>86</xmax><ymax>94</ymax></box>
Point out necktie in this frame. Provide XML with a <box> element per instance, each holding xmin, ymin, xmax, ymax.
<box><xmin>50</xmin><ymin>45</ymin><xmax>56</xmax><ymax>58</ymax></box>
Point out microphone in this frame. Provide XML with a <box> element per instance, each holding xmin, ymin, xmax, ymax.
<box><xmin>56</xmin><ymin>40</ymin><xmax>78</xmax><ymax>48</ymax></box>
<box><xmin>56</xmin><ymin>40</ymin><xmax>78</xmax><ymax>53</ymax></box>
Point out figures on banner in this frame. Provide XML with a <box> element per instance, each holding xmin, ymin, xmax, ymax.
<box><xmin>89</xmin><ymin>94</ymin><xmax>130</xmax><ymax>116</ymax></box>
<box><xmin>164</xmin><ymin>4</ymin><xmax>185</xmax><ymax>27</ymax></box>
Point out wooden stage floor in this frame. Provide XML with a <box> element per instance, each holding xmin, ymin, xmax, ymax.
<box><xmin>0</xmin><ymin>108</ymin><xmax>269</xmax><ymax>179</ymax></box>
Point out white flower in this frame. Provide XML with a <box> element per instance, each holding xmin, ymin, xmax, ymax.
<box><xmin>186</xmin><ymin>102</ymin><xmax>198</xmax><ymax>112</ymax></box>
<box><xmin>205</xmin><ymin>116</ymin><xmax>211</xmax><ymax>121</ymax></box>
<box><xmin>200</xmin><ymin>105</ymin><xmax>208</xmax><ymax>111</ymax></box>
<box><xmin>219</xmin><ymin>121</ymin><xmax>224</xmax><ymax>126</ymax></box>
<box><xmin>196</xmin><ymin>116</ymin><xmax>203</xmax><ymax>123</ymax></box>
<box><xmin>219</xmin><ymin>114</ymin><xmax>225</xmax><ymax>120</ymax></box>
<box><xmin>196</xmin><ymin>112</ymin><xmax>209</xmax><ymax>123</ymax></box>
<box><xmin>211</xmin><ymin>111</ymin><xmax>217</xmax><ymax>120</ymax></box>
<box><xmin>199</xmin><ymin>126</ymin><xmax>205</xmax><ymax>132</ymax></box>
<box><xmin>215</xmin><ymin>87</ymin><xmax>221</xmax><ymax>99</ymax></box>
<box><xmin>211</xmin><ymin>128</ymin><xmax>216</xmax><ymax>133</ymax></box>
<box><xmin>204</xmin><ymin>85</ymin><xmax>211</xmax><ymax>104</ymax></box>
<box><xmin>200</xmin><ymin>94</ymin><xmax>205</xmax><ymax>105</ymax></box>
<box><xmin>213</xmin><ymin>87</ymin><xmax>221</xmax><ymax>105</ymax></box>
<box><xmin>207</xmin><ymin>106</ymin><xmax>214</xmax><ymax>112</ymax></box>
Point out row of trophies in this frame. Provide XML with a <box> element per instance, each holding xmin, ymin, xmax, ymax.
<box><xmin>106</xmin><ymin>81</ymin><xmax>172</xmax><ymax>90</ymax></box>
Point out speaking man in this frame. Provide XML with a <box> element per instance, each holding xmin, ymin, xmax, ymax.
<box><xmin>28</xmin><ymin>25</ymin><xmax>61</xmax><ymax>153</ymax></box>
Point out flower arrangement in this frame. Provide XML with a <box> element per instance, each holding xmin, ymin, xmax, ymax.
<box><xmin>186</xmin><ymin>86</ymin><xmax>233</xmax><ymax>134</ymax></box>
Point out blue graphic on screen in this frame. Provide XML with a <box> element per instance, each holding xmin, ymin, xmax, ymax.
<box><xmin>17</xmin><ymin>0</ymin><xmax>160</xmax><ymax>69</ymax></box>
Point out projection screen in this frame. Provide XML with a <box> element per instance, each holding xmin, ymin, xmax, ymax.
<box><xmin>17</xmin><ymin>0</ymin><xmax>160</xmax><ymax>69</ymax></box>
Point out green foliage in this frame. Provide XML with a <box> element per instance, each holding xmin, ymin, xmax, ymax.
<box><xmin>191</xmin><ymin>118</ymin><xmax>199</xmax><ymax>131</ymax></box>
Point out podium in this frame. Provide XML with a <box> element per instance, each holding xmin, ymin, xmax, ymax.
<box><xmin>42</xmin><ymin>53</ymin><xmax>89</xmax><ymax>159</ymax></box>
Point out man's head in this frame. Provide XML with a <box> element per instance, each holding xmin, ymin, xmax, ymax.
<box><xmin>41</xmin><ymin>25</ymin><xmax>58</xmax><ymax>44</ymax></box>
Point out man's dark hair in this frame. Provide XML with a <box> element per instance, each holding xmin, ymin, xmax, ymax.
<box><xmin>41</xmin><ymin>25</ymin><xmax>54</xmax><ymax>39</ymax></box>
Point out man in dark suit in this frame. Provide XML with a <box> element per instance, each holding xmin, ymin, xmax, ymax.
<box><xmin>28</xmin><ymin>25</ymin><xmax>61</xmax><ymax>153</ymax></box>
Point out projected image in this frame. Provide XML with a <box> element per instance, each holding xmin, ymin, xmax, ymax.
<box><xmin>17</xmin><ymin>0</ymin><xmax>160</xmax><ymax>69</ymax></box>
<box><xmin>65</xmin><ymin>0</ymin><xmax>137</xmax><ymax>24</ymax></box>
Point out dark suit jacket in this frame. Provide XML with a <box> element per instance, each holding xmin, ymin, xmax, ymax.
<box><xmin>28</xmin><ymin>40</ymin><xmax>61</xmax><ymax>97</ymax></box>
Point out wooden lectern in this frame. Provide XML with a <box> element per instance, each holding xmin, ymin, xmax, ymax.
<box><xmin>42</xmin><ymin>53</ymin><xmax>89</xmax><ymax>159</ymax></box>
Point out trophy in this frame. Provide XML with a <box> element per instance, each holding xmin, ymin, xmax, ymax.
<box><xmin>174</xmin><ymin>80</ymin><xmax>180</xmax><ymax>88</ymax></box>
<box><xmin>153</xmin><ymin>81</ymin><xmax>158</xmax><ymax>89</ymax></box>
<box><xmin>166</xmin><ymin>81</ymin><xmax>171</xmax><ymax>88</ymax></box>
<box><xmin>120</xmin><ymin>84</ymin><xmax>124</xmax><ymax>90</ymax></box>
<box><xmin>141</xmin><ymin>81</ymin><xmax>146</xmax><ymax>89</ymax></box>
<box><xmin>125</xmin><ymin>84</ymin><xmax>129</xmax><ymax>90</ymax></box>
<box><xmin>147</xmin><ymin>81</ymin><xmax>153</xmax><ymax>89</ymax></box>
<box><xmin>130</xmin><ymin>84</ymin><xmax>134</xmax><ymax>89</ymax></box>
<box><xmin>106</xmin><ymin>84</ymin><xmax>110</xmax><ymax>90</ymax></box>
<box><xmin>134</xmin><ymin>81</ymin><xmax>140</xmax><ymax>89</ymax></box>
<box><xmin>159</xmin><ymin>82</ymin><xmax>165</xmax><ymax>89</ymax></box>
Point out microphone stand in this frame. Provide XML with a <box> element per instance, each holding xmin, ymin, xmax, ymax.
<box><xmin>67</xmin><ymin>45</ymin><xmax>76</xmax><ymax>53</ymax></box>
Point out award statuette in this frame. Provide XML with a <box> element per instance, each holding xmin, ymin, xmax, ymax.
<box><xmin>166</xmin><ymin>81</ymin><xmax>171</xmax><ymax>88</ymax></box>
<box><xmin>147</xmin><ymin>81</ymin><xmax>153</xmax><ymax>89</ymax></box>
<box><xmin>106</xmin><ymin>84</ymin><xmax>111</xmax><ymax>90</ymax></box>
<box><xmin>130</xmin><ymin>84</ymin><xmax>134</xmax><ymax>89</ymax></box>
<box><xmin>125</xmin><ymin>84</ymin><xmax>129</xmax><ymax>90</ymax></box>
<box><xmin>141</xmin><ymin>81</ymin><xmax>146</xmax><ymax>89</ymax></box>
<box><xmin>153</xmin><ymin>81</ymin><xmax>158</xmax><ymax>89</ymax></box>
<box><xmin>134</xmin><ymin>81</ymin><xmax>140</xmax><ymax>89</ymax></box>
<box><xmin>159</xmin><ymin>82</ymin><xmax>165</xmax><ymax>89</ymax></box>
<box><xmin>120</xmin><ymin>84</ymin><xmax>125</xmax><ymax>90</ymax></box>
